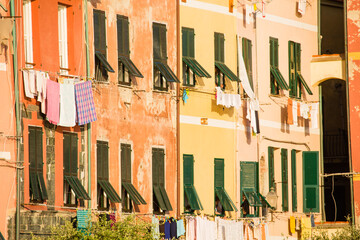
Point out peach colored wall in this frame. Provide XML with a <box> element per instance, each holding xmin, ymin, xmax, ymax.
<box><xmin>0</xmin><ymin>1</ymin><xmax>17</xmax><ymax>237</ymax></box>
<box><xmin>87</xmin><ymin>0</ymin><xmax>178</xmax><ymax>214</ymax></box>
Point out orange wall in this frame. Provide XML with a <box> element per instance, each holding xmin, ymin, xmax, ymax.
<box><xmin>87</xmin><ymin>0</ymin><xmax>178</xmax><ymax>214</ymax></box>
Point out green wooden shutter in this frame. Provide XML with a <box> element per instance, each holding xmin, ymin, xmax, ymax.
<box><xmin>70</xmin><ymin>134</ymin><xmax>78</xmax><ymax>176</ymax></box>
<box><xmin>158</xmin><ymin>149</ymin><xmax>165</xmax><ymax>187</ymax></box>
<box><xmin>117</xmin><ymin>15</ymin><xmax>129</xmax><ymax>56</ymax></box>
<box><xmin>269</xmin><ymin>38</ymin><xmax>274</xmax><ymax>67</ymax></box>
<box><xmin>96</xmin><ymin>141</ymin><xmax>102</xmax><ymax>180</ymax></box>
<box><xmin>289</xmin><ymin>41</ymin><xmax>296</xmax><ymax>97</ymax></box>
<box><xmin>219</xmin><ymin>34</ymin><xmax>224</xmax><ymax>63</ymax></box>
<box><xmin>182</xmin><ymin>28</ymin><xmax>188</xmax><ymax>57</ymax></box>
<box><xmin>243</xmin><ymin>38</ymin><xmax>253</xmax><ymax>89</ymax></box>
<box><xmin>214</xmin><ymin>33</ymin><xmax>218</xmax><ymax>61</ymax></box>
<box><xmin>291</xmin><ymin>149</ymin><xmax>297</xmax><ymax>212</ymax></box>
<box><xmin>94</xmin><ymin>10</ymin><xmax>106</xmax><ymax>56</ymax></box>
<box><xmin>35</xmin><ymin>128</ymin><xmax>43</xmax><ymax>173</ymax></box>
<box><xmin>183</xmin><ymin>154</ymin><xmax>194</xmax><ymax>186</ymax></box>
<box><xmin>189</xmin><ymin>28</ymin><xmax>195</xmax><ymax>58</ymax></box>
<box><xmin>240</xmin><ymin>162</ymin><xmax>258</xmax><ymax>193</ymax></box>
<box><xmin>214</xmin><ymin>158</ymin><xmax>224</xmax><ymax>188</ymax></box>
<box><xmin>153</xmin><ymin>24</ymin><xmax>160</xmax><ymax>60</ymax></box>
<box><xmin>268</xmin><ymin>147</ymin><xmax>275</xmax><ymax>191</ymax></box>
<box><xmin>160</xmin><ymin>25</ymin><xmax>167</xmax><ymax>61</ymax></box>
<box><xmin>121</xmin><ymin>144</ymin><xmax>131</xmax><ymax>182</ymax></box>
<box><xmin>152</xmin><ymin>148</ymin><xmax>158</xmax><ymax>185</ymax></box>
<box><xmin>295</xmin><ymin>43</ymin><xmax>301</xmax><ymax>98</ymax></box>
<box><xmin>274</xmin><ymin>38</ymin><xmax>279</xmax><ymax>68</ymax></box>
<box><xmin>63</xmin><ymin>134</ymin><xmax>71</xmax><ymax>175</ymax></box>
<box><xmin>281</xmin><ymin>148</ymin><xmax>288</xmax><ymax>212</ymax></box>
<box><xmin>29</xmin><ymin>127</ymin><xmax>36</xmax><ymax>172</ymax></box>
<box><xmin>303</xmin><ymin>151</ymin><xmax>319</xmax><ymax>213</ymax></box>
<box><xmin>214</xmin><ymin>33</ymin><xmax>224</xmax><ymax>63</ymax></box>
<box><xmin>103</xmin><ymin>143</ymin><xmax>109</xmax><ymax>180</ymax></box>
<box><xmin>97</xmin><ymin>141</ymin><xmax>108</xmax><ymax>180</ymax></box>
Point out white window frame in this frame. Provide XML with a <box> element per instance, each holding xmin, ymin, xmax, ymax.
<box><xmin>58</xmin><ymin>5</ymin><xmax>68</xmax><ymax>74</ymax></box>
<box><xmin>23</xmin><ymin>0</ymin><xmax>34</xmax><ymax>68</ymax></box>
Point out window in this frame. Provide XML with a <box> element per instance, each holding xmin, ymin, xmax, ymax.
<box><xmin>281</xmin><ymin>148</ymin><xmax>288</xmax><ymax>212</ymax></box>
<box><xmin>240</xmin><ymin>162</ymin><xmax>260</xmax><ymax>216</ymax></box>
<box><xmin>117</xmin><ymin>15</ymin><xmax>143</xmax><ymax>85</ymax></box>
<box><xmin>28</xmin><ymin>127</ymin><xmax>48</xmax><ymax>202</ymax></box>
<box><xmin>270</xmin><ymin>37</ymin><xmax>289</xmax><ymax>95</ymax></box>
<box><xmin>63</xmin><ymin>133</ymin><xmax>90</xmax><ymax>206</ymax></box>
<box><xmin>153</xmin><ymin>23</ymin><xmax>179</xmax><ymax>91</ymax></box>
<box><xmin>214</xmin><ymin>158</ymin><xmax>237</xmax><ymax>215</ymax></box>
<box><xmin>182</xmin><ymin>27</ymin><xmax>211</xmax><ymax>86</ymax></box>
<box><xmin>152</xmin><ymin>148</ymin><xmax>172</xmax><ymax>213</ymax></box>
<box><xmin>214</xmin><ymin>33</ymin><xmax>239</xmax><ymax>90</ymax></box>
<box><xmin>289</xmin><ymin>41</ymin><xmax>313</xmax><ymax>99</ymax></box>
<box><xmin>291</xmin><ymin>149</ymin><xmax>297</xmax><ymax>212</ymax></box>
<box><xmin>58</xmin><ymin>5</ymin><xmax>68</xmax><ymax>74</ymax></box>
<box><xmin>94</xmin><ymin>10</ymin><xmax>114</xmax><ymax>82</ymax></box>
<box><xmin>23</xmin><ymin>0</ymin><xmax>34</xmax><ymax>68</ymax></box>
<box><xmin>268</xmin><ymin>147</ymin><xmax>275</xmax><ymax>191</ymax></box>
<box><xmin>183</xmin><ymin>154</ymin><xmax>202</xmax><ymax>213</ymax></box>
<box><xmin>242</xmin><ymin>38</ymin><xmax>253</xmax><ymax>89</ymax></box>
<box><xmin>121</xmin><ymin>144</ymin><xmax>146</xmax><ymax>212</ymax></box>
<box><xmin>97</xmin><ymin>141</ymin><xmax>121</xmax><ymax>210</ymax></box>
<box><xmin>303</xmin><ymin>151</ymin><xmax>319</xmax><ymax>213</ymax></box>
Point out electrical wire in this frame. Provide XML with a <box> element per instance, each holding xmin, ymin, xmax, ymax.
<box><xmin>331</xmin><ymin>175</ymin><xmax>337</xmax><ymax>222</ymax></box>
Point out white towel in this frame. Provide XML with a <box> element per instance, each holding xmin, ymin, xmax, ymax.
<box><xmin>298</xmin><ymin>0</ymin><xmax>306</xmax><ymax>15</ymax></box>
<box><xmin>58</xmin><ymin>83</ymin><xmax>76</xmax><ymax>127</ymax></box>
<box><xmin>28</xmin><ymin>70</ymin><xmax>36</xmax><ymax>95</ymax></box>
<box><xmin>293</xmin><ymin>100</ymin><xmax>298</xmax><ymax>126</ymax></box>
<box><xmin>223</xmin><ymin>94</ymin><xmax>231</xmax><ymax>108</ymax></box>
<box><xmin>234</xmin><ymin>94</ymin><xmax>242</xmax><ymax>109</ymax></box>
<box><xmin>246</xmin><ymin>99</ymin><xmax>251</xmax><ymax>121</ymax></box>
<box><xmin>311</xmin><ymin>103</ymin><xmax>319</xmax><ymax>129</ymax></box>
<box><xmin>23</xmin><ymin>70</ymin><xmax>34</xmax><ymax>98</ymax></box>
<box><xmin>216</xmin><ymin>87</ymin><xmax>224</xmax><ymax>106</ymax></box>
<box><xmin>41</xmin><ymin>73</ymin><xmax>48</xmax><ymax>114</ymax></box>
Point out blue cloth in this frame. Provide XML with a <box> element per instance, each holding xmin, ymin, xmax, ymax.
<box><xmin>164</xmin><ymin>221</ymin><xmax>171</xmax><ymax>239</ymax></box>
<box><xmin>170</xmin><ymin>221</ymin><xmax>177</xmax><ymax>239</ymax></box>
<box><xmin>311</xmin><ymin>214</ymin><xmax>315</xmax><ymax>227</ymax></box>
<box><xmin>177</xmin><ymin>219</ymin><xmax>185</xmax><ymax>237</ymax></box>
<box><xmin>182</xmin><ymin>90</ymin><xmax>189</xmax><ymax>103</ymax></box>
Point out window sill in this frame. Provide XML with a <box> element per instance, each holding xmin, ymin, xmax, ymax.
<box><xmin>152</xmin><ymin>89</ymin><xmax>170</xmax><ymax>94</ymax></box>
<box><xmin>118</xmin><ymin>84</ymin><xmax>133</xmax><ymax>89</ymax></box>
<box><xmin>182</xmin><ymin>84</ymin><xmax>196</xmax><ymax>88</ymax></box>
<box><xmin>93</xmin><ymin>80</ymin><xmax>110</xmax><ymax>85</ymax></box>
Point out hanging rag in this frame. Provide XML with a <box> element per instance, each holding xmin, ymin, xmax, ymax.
<box><xmin>216</xmin><ymin>87</ymin><xmax>224</xmax><ymax>106</ymax></box>
<box><xmin>183</xmin><ymin>89</ymin><xmax>189</xmax><ymax>103</ymax></box>
<box><xmin>246</xmin><ymin>99</ymin><xmax>251</xmax><ymax>121</ymax></box>
<box><xmin>46</xmin><ymin>79</ymin><xmax>60</xmax><ymax>125</ymax></box>
<box><xmin>310</xmin><ymin>214</ymin><xmax>315</xmax><ymax>227</ymax></box>
<box><xmin>59</xmin><ymin>83</ymin><xmax>76</xmax><ymax>127</ymax></box>
<box><xmin>216</xmin><ymin>218</ymin><xmax>226</xmax><ymax>240</ymax></box>
<box><xmin>159</xmin><ymin>220</ymin><xmax>165</xmax><ymax>237</ymax></box>
<box><xmin>288</xmin><ymin>98</ymin><xmax>293</xmax><ymax>125</ymax></box>
<box><xmin>295</xmin><ymin>218</ymin><xmax>300</xmax><ymax>231</ymax></box>
<box><xmin>311</xmin><ymin>103</ymin><xmax>319</xmax><ymax>129</ymax></box>
<box><xmin>223</xmin><ymin>94</ymin><xmax>231</xmax><ymax>108</ymax></box>
<box><xmin>41</xmin><ymin>73</ymin><xmax>49</xmax><ymax>114</ymax></box>
<box><xmin>298</xmin><ymin>0</ymin><xmax>306</xmax><ymax>15</ymax></box>
<box><xmin>23</xmin><ymin>70</ymin><xmax>34</xmax><ymax>98</ymax></box>
<box><xmin>29</xmin><ymin>70</ymin><xmax>37</xmax><ymax>96</ymax></box>
<box><xmin>164</xmin><ymin>220</ymin><xmax>171</xmax><ymax>240</ymax></box>
<box><xmin>297</xmin><ymin>102</ymin><xmax>301</xmax><ymax>117</ymax></box>
<box><xmin>176</xmin><ymin>219</ymin><xmax>185</xmax><ymax>238</ymax></box>
<box><xmin>292</xmin><ymin>100</ymin><xmax>298</xmax><ymax>126</ymax></box>
<box><xmin>152</xmin><ymin>216</ymin><xmax>160</xmax><ymax>240</ymax></box>
<box><xmin>234</xmin><ymin>94</ymin><xmax>242</xmax><ymax>109</ymax></box>
<box><xmin>301</xmin><ymin>217</ymin><xmax>311</xmax><ymax>240</ymax></box>
<box><xmin>253</xmin><ymin>219</ymin><xmax>261</xmax><ymax>240</ymax></box>
<box><xmin>186</xmin><ymin>217</ymin><xmax>196</xmax><ymax>240</ymax></box>
<box><xmin>0</xmin><ymin>19</ymin><xmax>14</xmax><ymax>52</ymax></box>
<box><xmin>170</xmin><ymin>220</ymin><xmax>177</xmax><ymax>239</ymax></box>
<box><xmin>74</xmin><ymin>81</ymin><xmax>97</xmax><ymax>125</ymax></box>
<box><xmin>290</xmin><ymin>216</ymin><xmax>296</xmax><ymax>234</ymax></box>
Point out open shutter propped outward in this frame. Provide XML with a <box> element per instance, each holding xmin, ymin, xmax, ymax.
<box><xmin>183</xmin><ymin>154</ymin><xmax>203</xmax><ymax>211</ymax></box>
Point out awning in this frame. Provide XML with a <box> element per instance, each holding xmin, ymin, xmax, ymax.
<box><xmin>122</xmin><ymin>182</ymin><xmax>146</xmax><ymax>205</ymax></box>
<box><xmin>243</xmin><ymin>190</ymin><xmax>262</xmax><ymax>207</ymax></box>
<box><xmin>153</xmin><ymin>185</ymin><xmax>173</xmax><ymax>211</ymax></box>
<box><xmin>95</xmin><ymin>51</ymin><xmax>115</xmax><ymax>73</ymax></box>
<box><xmin>215</xmin><ymin>62</ymin><xmax>240</xmax><ymax>82</ymax></box>
<box><xmin>118</xmin><ymin>56</ymin><xmax>143</xmax><ymax>78</ymax></box>
<box><xmin>257</xmin><ymin>192</ymin><xmax>272</xmax><ymax>208</ymax></box>
<box><xmin>297</xmin><ymin>72</ymin><xmax>313</xmax><ymax>95</ymax></box>
<box><xmin>184</xmin><ymin>185</ymin><xmax>203</xmax><ymax>210</ymax></box>
<box><xmin>215</xmin><ymin>187</ymin><xmax>238</xmax><ymax>212</ymax></box>
<box><xmin>30</xmin><ymin>172</ymin><xmax>48</xmax><ymax>201</ymax></box>
<box><xmin>98</xmin><ymin>180</ymin><xmax>121</xmax><ymax>203</ymax></box>
<box><xmin>183</xmin><ymin>57</ymin><xmax>211</xmax><ymax>78</ymax></box>
<box><xmin>64</xmin><ymin>175</ymin><xmax>91</xmax><ymax>200</ymax></box>
<box><xmin>154</xmin><ymin>61</ymin><xmax>180</xmax><ymax>83</ymax></box>
<box><xmin>270</xmin><ymin>66</ymin><xmax>289</xmax><ymax>90</ymax></box>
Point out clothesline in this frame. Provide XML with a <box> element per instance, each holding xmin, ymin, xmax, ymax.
<box><xmin>20</xmin><ymin>68</ymin><xmax>94</xmax><ymax>81</ymax></box>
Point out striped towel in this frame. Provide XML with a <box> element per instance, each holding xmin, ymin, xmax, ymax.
<box><xmin>74</xmin><ymin>81</ymin><xmax>97</xmax><ymax>125</ymax></box>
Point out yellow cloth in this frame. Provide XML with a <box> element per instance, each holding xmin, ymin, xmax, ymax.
<box><xmin>289</xmin><ymin>216</ymin><xmax>296</xmax><ymax>234</ymax></box>
<box><xmin>301</xmin><ymin>217</ymin><xmax>311</xmax><ymax>240</ymax></box>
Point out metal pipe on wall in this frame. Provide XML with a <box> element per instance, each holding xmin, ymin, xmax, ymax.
<box><xmin>176</xmin><ymin>0</ymin><xmax>181</xmax><ymax>218</ymax></box>
<box><xmin>10</xmin><ymin>0</ymin><xmax>21</xmax><ymax>238</ymax></box>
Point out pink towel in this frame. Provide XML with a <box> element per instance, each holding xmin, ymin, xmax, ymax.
<box><xmin>46</xmin><ymin>79</ymin><xmax>60</xmax><ymax>125</ymax></box>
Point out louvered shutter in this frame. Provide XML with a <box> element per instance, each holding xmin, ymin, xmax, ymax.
<box><xmin>281</xmin><ymin>148</ymin><xmax>288</xmax><ymax>211</ymax></box>
<box><xmin>63</xmin><ymin>134</ymin><xmax>71</xmax><ymax>175</ymax></box>
<box><xmin>183</xmin><ymin>155</ymin><xmax>194</xmax><ymax>186</ymax></box>
<box><xmin>291</xmin><ymin>149</ymin><xmax>297</xmax><ymax>212</ymax></box>
<box><xmin>303</xmin><ymin>151</ymin><xmax>319</xmax><ymax>212</ymax></box>
<box><xmin>268</xmin><ymin>147</ymin><xmax>275</xmax><ymax>190</ymax></box>
<box><xmin>70</xmin><ymin>134</ymin><xmax>78</xmax><ymax>176</ymax></box>
<box><xmin>214</xmin><ymin>158</ymin><xmax>224</xmax><ymax>188</ymax></box>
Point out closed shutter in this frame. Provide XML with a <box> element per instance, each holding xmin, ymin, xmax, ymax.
<box><xmin>243</xmin><ymin>38</ymin><xmax>253</xmax><ymax>89</ymax></box>
<box><xmin>189</xmin><ymin>28</ymin><xmax>195</xmax><ymax>58</ymax></box>
<box><xmin>158</xmin><ymin>149</ymin><xmax>165</xmax><ymax>187</ymax></box>
<box><xmin>281</xmin><ymin>148</ymin><xmax>288</xmax><ymax>212</ymax></box>
<box><xmin>94</xmin><ymin>10</ymin><xmax>106</xmax><ymax>56</ymax></box>
<box><xmin>240</xmin><ymin>162</ymin><xmax>258</xmax><ymax>193</ymax></box>
<box><xmin>214</xmin><ymin>158</ymin><xmax>224</xmax><ymax>188</ymax></box>
<box><xmin>268</xmin><ymin>147</ymin><xmax>275</xmax><ymax>191</ymax></box>
<box><xmin>97</xmin><ymin>141</ymin><xmax>108</xmax><ymax>180</ymax></box>
<box><xmin>121</xmin><ymin>144</ymin><xmax>131</xmax><ymax>182</ymax></box>
<box><xmin>96</xmin><ymin>141</ymin><xmax>102</xmax><ymax>180</ymax></box>
<box><xmin>289</xmin><ymin>41</ymin><xmax>296</xmax><ymax>97</ymax></box>
<box><xmin>117</xmin><ymin>15</ymin><xmax>129</xmax><ymax>57</ymax></box>
<box><xmin>35</xmin><ymin>128</ymin><xmax>43</xmax><ymax>173</ymax></box>
<box><xmin>152</xmin><ymin>148</ymin><xmax>158</xmax><ymax>185</ymax></box>
<box><xmin>63</xmin><ymin>134</ymin><xmax>71</xmax><ymax>175</ymax></box>
<box><xmin>303</xmin><ymin>151</ymin><xmax>319</xmax><ymax>213</ymax></box>
<box><xmin>160</xmin><ymin>25</ymin><xmax>167</xmax><ymax>61</ymax></box>
<box><xmin>183</xmin><ymin>154</ymin><xmax>194</xmax><ymax>186</ymax></box>
<box><xmin>214</xmin><ymin>33</ymin><xmax>224</xmax><ymax>63</ymax></box>
<box><xmin>70</xmin><ymin>134</ymin><xmax>78</xmax><ymax>176</ymax></box>
<box><xmin>28</xmin><ymin>127</ymin><xmax>36</xmax><ymax>172</ymax></box>
<box><xmin>182</xmin><ymin>28</ymin><xmax>195</xmax><ymax>58</ymax></box>
<box><xmin>103</xmin><ymin>143</ymin><xmax>109</xmax><ymax>180</ymax></box>
<box><xmin>291</xmin><ymin>149</ymin><xmax>297</xmax><ymax>212</ymax></box>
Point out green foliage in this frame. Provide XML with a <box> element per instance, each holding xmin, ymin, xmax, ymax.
<box><xmin>31</xmin><ymin>215</ymin><xmax>160</xmax><ymax>240</ymax></box>
<box><xmin>312</xmin><ymin>225</ymin><xmax>360</xmax><ymax>240</ymax></box>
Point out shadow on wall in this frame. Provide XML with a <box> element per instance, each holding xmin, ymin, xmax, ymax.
<box><xmin>210</xmin><ymin>98</ymin><xmax>234</xmax><ymax>118</ymax></box>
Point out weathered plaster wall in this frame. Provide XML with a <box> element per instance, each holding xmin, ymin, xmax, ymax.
<box><xmin>87</xmin><ymin>0</ymin><xmax>178</xmax><ymax>214</ymax></box>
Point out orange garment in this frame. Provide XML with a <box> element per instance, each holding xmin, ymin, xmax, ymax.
<box><xmin>297</xmin><ymin>102</ymin><xmax>301</xmax><ymax>116</ymax></box>
<box><xmin>261</xmin><ymin>224</ymin><xmax>266</xmax><ymax>240</ymax></box>
<box><xmin>288</xmin><ymin>98</ymin><xmax>293</xmax><ymax>124</ymax></box>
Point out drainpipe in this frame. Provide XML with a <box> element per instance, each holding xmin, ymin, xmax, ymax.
<box><xmin>10</xmin><ymin>0</ymin><xmax>21</xmax><ymax>239</ymax></box>
<box><xmin>343</xmin><ymin>0</ymin><xmax>355</xmax><ymax>225</ymax></box>
<box><xmin>84</xmin><ymin>0</ymin><xmax>91</xmax><ymax>209</ymax></box>
<box><xmin>176</xmin><ymin>0</ymin><xmax>180</xmax><ymax>218</ymax></box>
